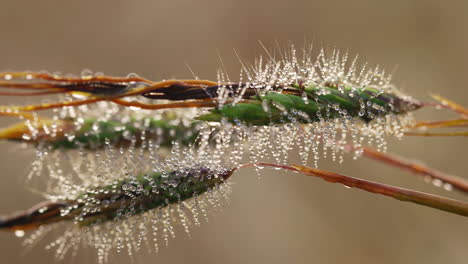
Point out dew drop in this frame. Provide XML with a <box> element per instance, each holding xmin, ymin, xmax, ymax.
<box><xmin>81</xmin><ymin>69</ymin><xmax>93</xmax><ymax>79</ymax></box>
<box><xmin>14</xmin><ymin>230</ymin><xmax>25</xmax><ymax>237</ymax></box>
<box><xmin>38</xmin><ymin>206</ymin><xmax>48</xmax><ymax>213</ymax></box>
<box><xmin>443</xmin><ymin>183</ymin><xmax>453</xmax><ymax>191</ymax></box>
<box><xmin>432</xmin><ymin>178</ymin><xmax>443</xmax><ymax>187</ymax></box>
<box><xmin>127</xmin><ymin>73</ymin><xmax>139</xmax><ymax>78</ymax></box>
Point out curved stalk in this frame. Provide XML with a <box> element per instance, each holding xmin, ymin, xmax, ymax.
<box><xmin>359</xmin><ymin>146</ymin><xmax>468</xmax><ymax>195</ymax></box>
<box><xmin>290</xmin><ymin>164</ymin><xmax>468</xmax><ymax>217</ymax></box>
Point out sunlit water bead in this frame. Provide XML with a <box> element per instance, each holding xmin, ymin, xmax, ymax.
<box><xmin>3</xmin><ymin>73</ymin><xmax>12</xmax><ymax>80</ymax></box>
<box><xmin>227</xmin><ymin>126</ymin><xmax>247</xmax><ymax>165</ymax></box>
<box><xmin>80</xmin><ymin>69</ymin><xmax>94</xmax><ymax>79</ymax></box>
<box><xmin>14</xmin><ymin>230</ymin><xmax>25</xmax><ymax>237</ymax></box>
<box><xmin>26</xmin><ymin>148</ymin><xmax>48</xmax><ymax>180</ymax></box>
<box><xmin>22</xmin><ymin>118</ymin><xmax>43</xmax><ymax>141</ymax></box>
<box><xmin>421</xmin><ymin>175</ymin><xmax>454</xmax><ymax>192</ymax></box>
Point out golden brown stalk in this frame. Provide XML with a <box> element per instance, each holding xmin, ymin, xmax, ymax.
<box><xmin>0</xmin><ymin>201</ymin><xmax>70</xmax><ymax>231</ymax></box>
<box><xmin>430</xmin><ymin>93</ymin><xmax>468</xmax><ymax>118</ymax></box>
<box><xmin>0</xmin><ymin>118</ymin><xmax>71</xmax><ymax>141</ymax></box>
<box><xmin>0</xmin><ymin>72</ymin><xmax>218</xmax><ymax>112</ymax></box>
<box><xmin>237</xmin><ymin>163</ymin><xmax>468</xmax><ymax>217</ymax></box>
<box><xmin>291</xmin><ymin>164</ymin><xmax>468</xmax><ymax>217</ymax></box>
<box><xmin>360</xmin><ymin>146</ymin><xmax>468</xmax><ymax>194</ymax></box>
<box><xmin>404</xmin><ymin>131</ymin><xmax>468</xmax><ymax>137</ymax></box>
<box><xmin>411</xmin><ymin>119</ymin><xmax>468</xmax><ymax>129</ymax></box>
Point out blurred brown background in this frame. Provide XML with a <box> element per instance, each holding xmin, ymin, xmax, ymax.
<box><xmin>0</xmin><ymin>0</ymin><xmax>467</xmax><ymax>263</ymax></box>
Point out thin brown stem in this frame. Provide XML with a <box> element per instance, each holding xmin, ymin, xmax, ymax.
<box><xmin>237</xmin><ymin>162</ymin><xmax>468</xmax><ymax>217</ymax></box>
<box><xmin>411</xmin><ymin>119</ymin><xmax>468</xmax><ymax>129</ymax></box>
<box><xmin>0</xmin><ymin>72</ymin><xmax>156</xmax><ymax>84</ymax></box>
<box><xmin>360</xmin><ymin>146</ymin><xmax>468</xmax><ymax>194</ymax></box>
<box><xmin>404</xmin><ymin>131</ymin><xmax>468</xmax><ymax>137</ymax></box>
<box><xmin>0</xmin><ymin>79</ymin><xmax>220</xmax><ymax>112</ymax></box>
<box><xmin>236</xmin><ymin>162</ymin><xmax>300</xmax><ymax>172</ymax></box>
<box><xmin>0</xmin><ymin>90</ymin><xmax>66</xmax><ymax>96</ymax></box>
<box><xmin>429</xmin><ymin>94</ymin><xmax>468</xmax><ymax>118</ymax></box>
<box><xmin>290</xmin><ymin>164</ymin><xmax>468</xmax><ymax>217</ymax></box>
<box><xmin>110</xmin><ymin>98</ymin><xmax>220</xmax><ymax>110</ymax></box>
<box><xmin>0</xmin><ymin>111</ymin><xmax>36</xmax><ymax>120</ymax></box>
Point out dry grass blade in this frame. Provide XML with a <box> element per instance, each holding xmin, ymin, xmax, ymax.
<box><xmin>360</xmin><ymin>146</ymin><xmax>468</xmax><ymax>194</ymax></box>
<box><xmin>430</xmin><ymin>93</ymin><xmax>468</xmax><ymax>118</ymax></box>
<box><xmin>411</xmin><ymin>119</ymin><xmax>468</xmax><ymax>129</ymax></box>
<box><xmin>404</xmin><ymin>131</ymin><xmax>468</xmax><ymax>137</ymax></box>
<box><xmin>0</xmin><ymin>111</ymin><xmax>36</xmax><ymax>120</ymax></box>
<box><xmin>291</xmin><ymin>164</ymin><xmax>468</xmax><ymax>217</ymax></box>
<box><xmin>0</xmin><ymin>75</ymin><xmax>218</xmax><ymax>112</ymax></box>
<box><xmin>405</xmin><ymin>96</ymin><xmax>468</xmax><ymax>136</ymax></box>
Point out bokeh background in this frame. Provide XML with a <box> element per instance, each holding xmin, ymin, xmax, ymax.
<box><xmin>0</xmin><ymin>0</ymin><xmax>467</xmax><ymax>263</ymax></box>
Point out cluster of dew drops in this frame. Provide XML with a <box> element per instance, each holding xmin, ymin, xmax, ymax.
<box><xmin>212</xmin><ymin>47</ymin><xmax>413</xmax><ymax>171</ymax></box>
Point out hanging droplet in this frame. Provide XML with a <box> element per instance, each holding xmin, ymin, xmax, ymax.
<box><xmin>14</xmin><ymin>230</ymin><xmax>25</xmax><ymax>237</ymax></box>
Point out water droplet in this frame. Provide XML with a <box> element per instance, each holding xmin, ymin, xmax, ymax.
<box><xmin>127</xmin><ymin>73</ymin><xmax>139</xmax><ymax>78</ymax></box>
<box><xmin>443</xmin><ymin>183</ymin><xmax>453</xmax><ymax>191</ymax></box>
<box><xmin>38</xmin><ymin>206</ymin><xmax>48</xmax><ymax>213</ymax></box>
<box><xmin>432</xmin><ymin>178</ymin><xmax>443</xmax><ymax>187</ymax></box>
<box><xmin>81</xmin><ymin>69</ymin><xmax>93</xmax><ymax>79</ymax></box>
<box><xmin>14</xmin><ymin>230</ymin><xmax>25</xmax><ymax>237</ymax></box>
